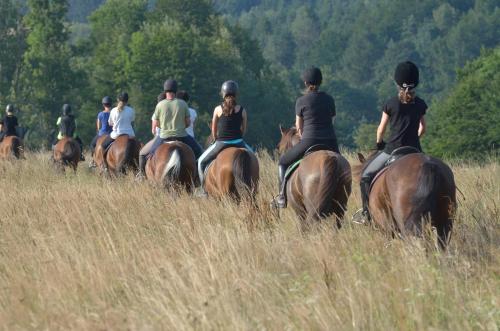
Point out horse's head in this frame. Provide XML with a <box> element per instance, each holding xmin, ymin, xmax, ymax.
<box><xmin>277</xmin><ymin>125</ymin><xmax>300</xmax><ymax>154</ymax></box>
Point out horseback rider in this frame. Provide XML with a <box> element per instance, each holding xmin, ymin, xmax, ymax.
<box><xmin>137</xmin><ymin>79</ymin><xmax>203</xmax><ymax>178</ymax></box>
<box><xmin>274</xmin><ymin>67</ymin><xmax>339</xmax><ymax>208</ymax></box>
<box><xmin>359</xmin><ymin>61</ymin><xmax>427</xmax><ymax>221</ymax></box>
<box><xmin>0</xmin><ymin>104</ymin><xmax>19</xmax><ymax>142</ymax></box>
<box><xmin>197</xmin><ymin>80</ymin><xmax>253</xmax><ymax>195</ymax></box>
<box><xmin>89</xmin><ymin>96</ymin><xmax>113</xmax><ymax>167</ymax></box>
<box><xmin>176</xmin><ymin>90</ymin><xmax>199</xmax><ymax>139</ymax></box>
<box><xmin>100</xmin><ymin>92</ymin><xmax>136</xmax><ymax>151</ymax></box>
<box><xmin>54</xmin><ymin>104</ymin><xmax>85</xmax><ymax>161</ymax></box>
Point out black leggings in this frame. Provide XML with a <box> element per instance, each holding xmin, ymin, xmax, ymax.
<box><xmin>279</xmin><ymin>138</ymin><xmax>339</xmax><ymax>169</ymax></box>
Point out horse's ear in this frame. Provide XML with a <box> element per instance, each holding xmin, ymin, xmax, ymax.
<box><xmin>357</xmin><ymin>153</ymin><xmax>366</xmax><ymax>163</ymax></box>
<box><xmin>279</xmin><ymin>124</ymin><xmax>285</xmax><ymax>135</ymax></box>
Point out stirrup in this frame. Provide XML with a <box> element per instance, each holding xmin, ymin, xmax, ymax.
<box><xmin>351</xmin><ymin>209</ymin><xmax>370</xmax><ymax>225</ymax></box>
<box><xmin>135</xmin><ymin>172</ymin><xmax>145</xmax><ymax>182</ymax></box>
<box><xmin>270</xmin><ymin>195</ymin><xmax>286</xmax><ymax>209</ymax></box>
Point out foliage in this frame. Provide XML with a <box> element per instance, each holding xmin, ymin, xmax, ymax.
<box><xmin>425</xmin><ymin>47</ymin><xmax>500</xmax><ymax>158</ymax></box>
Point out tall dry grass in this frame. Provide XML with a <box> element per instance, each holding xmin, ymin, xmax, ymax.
<box><xmin>0</xmin><ymin>152</ymin><xmax>498</xmax><ymax>330</ymax></box>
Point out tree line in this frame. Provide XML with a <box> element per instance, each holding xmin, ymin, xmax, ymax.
<box><xmin>0</xmin><ymin>0</ymin><xmax>498</xmax><ymax>158</ymax></box>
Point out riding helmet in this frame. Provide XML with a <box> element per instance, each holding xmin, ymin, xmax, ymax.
<box><xmin>221</xmin><ymin>80</ymin><xmax>239</xmax><ymax>98</ymax></box>
<box><xmin>102</xmin><ymin>96</ymin><xmax>113</xmax><ymax>105</ymax></box>
<box><xmin>117</xmin><ymin>92</ymin><xmax>129</xmax><ymax>102</ymax></box>
<box><xmin>394</xmin><ymin>61</ymin><xmax>419</xmax><ymax>88</ymax></box>
<box><xmin>5</xmin><ymin>104</ymin><xmax>15</xmax><ymax>114</ymax></box>
<box><xmin>62</xmin><ymin>104</ymin><xmax>72</xmax><ymax>115</ymax></box>
<box><xmin>302</xmin><ymin>66</ymin><xmax>322</xmax><ymax>86</ymax></box>
<box><xmin>163</xmin><ymin>79</ymin><xmax>178</xmax><ymax>93</ymax></box>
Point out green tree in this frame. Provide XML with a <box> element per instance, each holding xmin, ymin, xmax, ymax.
<box><xmin>17</xmin><ymin>0</ymin><xmax>77</xmax><ymax>148</ymax></box>
<box><xmin>425</xmin><ymin>47</ymin><xmax>500</xmax><ymax>158</ymax></box>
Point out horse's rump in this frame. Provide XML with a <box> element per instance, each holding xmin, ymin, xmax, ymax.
<box><xmin>205</xmin><ymin>147</ymin><xmax>259</xmax><ymax>200</ymax></box>
<box><xmin>288</xmin><ymin>150</ymin><xmax>351</xmax><ymax>224</ymax></box>
<box><xmin>0</xmin><ymin>136</ymin><xmax>23</xmax><ymax>159</ymax></box>
<box><xmin>146</xmin><ymin>141</ymin><xmax>196</xmax><ymax>191</ymax></box>
<box><xmin>53</xmin><ymin>137</ymin><xmax>80</xmax><ymax>171</ymax></box>
<box><xmin>95</xmin><ymin>135</ymin><xmax>140</xmax><ymax>174</ymax></box>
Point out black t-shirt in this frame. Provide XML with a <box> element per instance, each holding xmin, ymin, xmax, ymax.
<box><xmin>0</xmin><ymin>115</ymin><xmax>18</xmax><ymax>136</ymax></box>
<box><xmin>217</xmin><ymin>105</ymin><xmax>243</xmax><ymax>141</ymax></box>
<box><xmin>295</xmin><ymin>91</ymin><xmax>336</xmax><ymax>140</ymax></box>
<box><xmin>383</xmin><ymin>96</ymin><xmax>427</xmax><ymax>153</ymax></box>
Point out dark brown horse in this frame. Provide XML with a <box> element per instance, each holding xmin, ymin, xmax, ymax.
<box><xmin>278</xmin><ymin>126</ymin><xmax>352</xmax><ymax>227</ymax></box>
<box><xmin>204</xmin><ymin>147</ymin><xmax>259</xmax><ymax>202</ymax></box>
<box><xmin>356</xmin><ymin>152</ymin><xmax>457</xmax><ymax>248</ymax></box>
<box><xmin>0</xmin><ymin>136</ymin><xmax>23</xmax><ymax>159</ymax></box>
<box><xmin>53</xmin><ymin>137</ymin><xmax>80</xmax><ymax>172</ymax></box>
<box><xmin>145</xmin><ymin>141</ymin><xmax>197</xmax><ymax>192</ymax></box>
<box><xmin>94</xmin><ymin>134</ymin><xmax>140</xmax><ymax>176</ymax></box>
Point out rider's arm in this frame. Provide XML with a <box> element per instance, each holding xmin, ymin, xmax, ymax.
<box><xmin>377</xmin><ymin>112</ymin><xmax>390</xmax><ymax>143</ymax></box>
<box><xmin>418</xmin><ymin>115</ymin><xmax>426</xmax><ymax>137</ymax></box>
<box><xmin>241</xmin><ymin>109</ymin><xmax>248</xmax><ymax>135</ymax></box>
<box><xmin>211</xmin><ymin>107</ymin><xmax>219</xmax><ymax>141</ymax></box>
<box><xmin>295</xmin><ymin>115</ymin><xmax>304</xmax><ymax>137</ymax></box>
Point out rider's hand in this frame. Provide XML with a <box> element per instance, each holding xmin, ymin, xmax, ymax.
<box><xmin>376</xmin><ymin>141</ymin><xmax>386</xmax><ymax>150</ymax></box>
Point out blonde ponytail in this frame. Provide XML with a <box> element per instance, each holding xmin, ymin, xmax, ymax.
<box><xmin>117</xmin><ymin>101</ymin><xmax>126</xmax><ymax>112</ymax></box>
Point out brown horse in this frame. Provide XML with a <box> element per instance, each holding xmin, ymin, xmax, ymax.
<box><xmin>53</xmin><ymin>137</ymin><xmax>80</xmax><ymax>172</ymax></box>
<box><xmin>94</xmin><ymin>134</ymin><xmax>140</xmax><ymax>176</ymax></box>
<box><xmin>278</xmin><ymin>126</ymin><xmax>352</xmax><ymax>227</ymax></box>
<box><xmin>204</xmin><ymin>147</ymin><xmax>259</xmax><ymax>202</ymax></box>
<box><xmin>356</xmin><ymin>152</ymin><xmax>457</xmax><ymax>248</ymax></box>
<box><xmin>145</xmin><ymin>141</ymin><xmax>197</xmax><ymax>192</ymax></box>
<box><xmin>0</xmin><ymin>136</ymin><xmax>23</xmax><ymax>159</ymax></box>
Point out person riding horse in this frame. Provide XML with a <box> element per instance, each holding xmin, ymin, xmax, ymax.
<box><xmin>359</xmin><ymin>61</ymin><xmax>427</xmax><ymax>221</ymax></box>
<box><xmin>100</xmin><ymin>92</ymin><xmax>136</xmax><ymax>151</ymax></box>
<box><xmin>197</xmin><ymin>80</ymin><xmax>254</xmax><ymax>196</ymax></box>
<box><xmin>0</xmin><ymin>104</ymin><xmax>19</xmax><ymax>142</ymax></box>
<box><xmin>89</xmin><ymin>96</ymin><xmax>113</xmax><ymax>167</ymax></box>
<box><xmin>137</xmin><ymin>79</ymin><xmax>203</xmax><ymax>178</ymax></box>
<box><xmin>54</xmin><ymin>104</ymin><xmax>85</xmax><ymax>161</ymax></box>
<box><xmin>274</xmin><ymin>67</ymin><xmax>340</xmax><ymax>208</ymax></box>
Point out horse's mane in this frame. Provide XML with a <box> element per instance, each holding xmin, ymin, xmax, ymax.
<box><xmin>278</xmin><ymin>126</ymin><xmax>298</xmax><ymax>154</ymax></box>
<box><xmin>352</xmin><ymin>150</ymin><xmax>379</xmax><ymax>181</ymax></box>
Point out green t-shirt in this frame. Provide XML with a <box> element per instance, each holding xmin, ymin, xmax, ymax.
<box><xmin>154</xmin><ymin>98</ymin><xmax>190</xmax><ymax>138</ymax></box>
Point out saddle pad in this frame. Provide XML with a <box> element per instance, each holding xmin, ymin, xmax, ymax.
<box><xmin>369</xmin><ymin>153</ymin><xmax>419</xmax><ymax>191</ymax></box>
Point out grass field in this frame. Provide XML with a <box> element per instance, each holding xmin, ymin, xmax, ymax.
<box><xmin>0</xmin><ymin>152</ymin><xmax>498</xmax><ymax>330</ymax></box>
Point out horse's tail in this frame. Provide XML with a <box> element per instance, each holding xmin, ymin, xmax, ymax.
<box><xmin>11</xmin><ymin>137</ymin><xmax>22</xmax><ymax>158</ymax></box>
<box><xmin>121</xmin><ymin>138</ymin><xmax>137</xmax><ymax>171</ymax></box>
<box><xmin>161</xmin><ymin>146</ymin><xmax>182</xmax><ymax>185</ymax></box>
<box><xmin>62</xmin><ymin>139</ymin><xmax>78</xmax><ymax>162</ymax></box>
<box><xmin>410</xmin><ymin>159</ymin><xmax>441</xmax><ymax>228</ymax></box>
<box><xmin>314</xmin><ymin>153</ymin><xmax>345</xmax><ymax>219</ymax></box>
<box><xmin>232</xmin><ymin>149</ymin><xmax>254</xmax><ymax>194</ymax></box>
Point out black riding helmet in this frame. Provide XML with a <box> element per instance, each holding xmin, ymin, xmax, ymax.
<box><xmin>117</xmin><ymin>92</ymin><xmax>129</xmax><ymax>102</ymax></box>
<box><xmin>5</xmin><ymin>104</ymin><xmax>15</xmax><ymax>114</ymax></box>
<box><xmin>102</xmin><ymin>96</ymin><xmax>112</xmax><ymax>106</ymax></box>
<box><xmin>394</xmin><ymin>61</ymin><xmax>419</xmax><ymax>88</ymax></box>
<box><xmin>221</xmin><ymin>80</ymin><xmax>238</xmax><ymax>98</ymax></box>
<box><xmin>302</xmin><ymin>66</ymin><xmax>322</xmax><ymax>86</ymax></box>
<box><xmin>62</xmin><ymin>104</ymin><xmax>72</xmax><ymax>116</ymax></box>
<box><xmin>164</xmin><ymin>79</ymin><xmax>178</xmax><ymax>93</ymax></box>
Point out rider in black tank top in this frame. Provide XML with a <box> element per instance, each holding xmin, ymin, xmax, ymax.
<box><xmin>197</xmin><ymin>81</ymin><xmax>254</xmax><ymax>195</ymax></box>
<box><xmin>217</xmin><ymin>105</ymin><xmax>243</xmax><ymax>141</ymax></box>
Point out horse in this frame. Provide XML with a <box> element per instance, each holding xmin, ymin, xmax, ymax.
<box><xmin>277</xmin><ymin>126</ymin><xmax>352</xmax><ymax>228</ymax></box>
<box><xmin>355</xmin><ymin>152</ymin><xmax>457</xmax><ymax>248</ymax></box>
<box><xmin>203</xmin><ymin>147</ymin><xmax>259</xmax><ymax>202</ymax></box>
<box><xmin>145</xmin><ymin>141</ymin><xmax>197</xmax><ymax>192</ymax></box>
<box><xmin>53</xmin><ymin>137</ymin><xmax>80</xmax><ymax>172</ymax></box>
<box><xmin>94</xmin><ymin>134</ymin><xmax>140</xmax><ymax>176</ymax></box>
<box><xmin>0</xmin><ymin>136</ymin><xmax>23</xmax><ymax>159</ymax></box>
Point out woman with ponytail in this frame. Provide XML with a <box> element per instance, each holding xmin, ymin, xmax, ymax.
<box><xmin>197</xmin><ymin>80</ymin><xmax>253</xmax><ymax>193</ymax></box>
<box><xmin>359</xmin><ymin>61</ymin><xmax>427</xmax><ymax>221</ymax></box>
<box><xmin>101</xmin><ymin>92</ymin><xmax>135</xmax><ymax>150</ymax></box>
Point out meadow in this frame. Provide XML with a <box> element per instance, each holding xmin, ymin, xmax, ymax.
<box><xmin>0</xmin><ymin>151</ymin><xmax>498</xmax><ymax>330</ymax></box>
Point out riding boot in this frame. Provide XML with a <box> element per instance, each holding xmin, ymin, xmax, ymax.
<box><xmin>136</xmin><ymin>155</ymin><xmax>147</xmax><ymax>180</ymax></box>
<box><xmin>274</xmin><ymin>164</ymin><xmax>287</xmax><ymax>208</ymax></box>
<box><xmin>360</xmin><ymin>178</ymin><xmax>372</xmax><ymax>221</ymax></box>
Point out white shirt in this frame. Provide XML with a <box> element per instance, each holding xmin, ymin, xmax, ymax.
<box><xmin>186</xmin><ymin>107</ymin><xmax>197</xmax><ymax>138</ymax></box>
<box><xmin>109</xmin><ymin>105</ymin><xmax>135</xmax><ymax>139</ymax></box>
<box><xmin>151</xmin><ymin>114</ymin><xmax>161</xmax><ymax>136</ymax></box>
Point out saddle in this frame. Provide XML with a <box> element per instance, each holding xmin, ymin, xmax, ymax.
<box><xmin>284</xmin><ymin>144</ymin><xmax>336</xmax><ymax>180</ymax></box>
<box><xmin>370</xmin><ymin>146</ymin><xmax>421</xmax><ymax>189</ymax></box>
